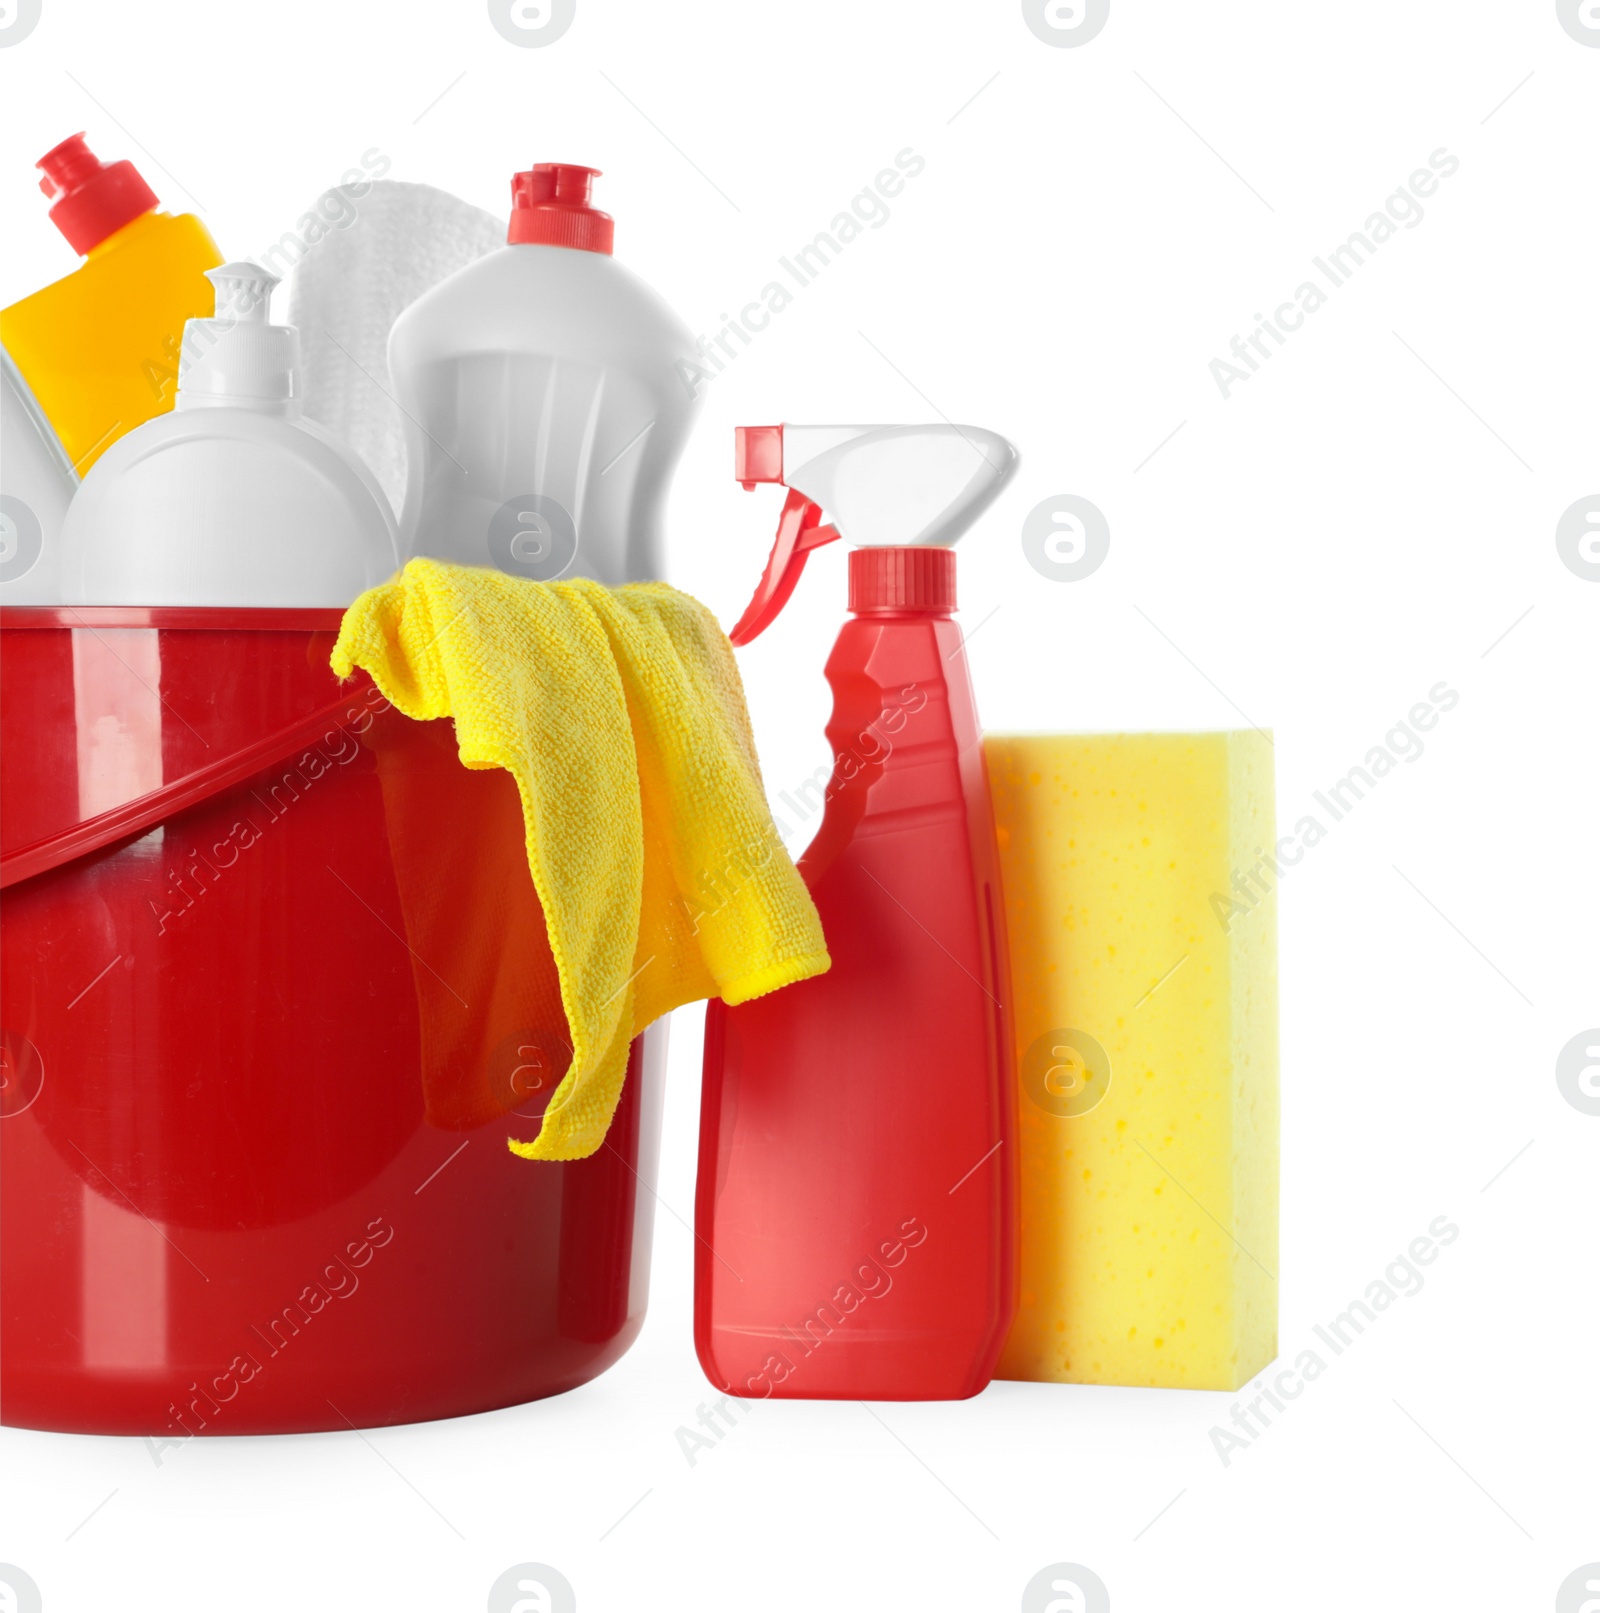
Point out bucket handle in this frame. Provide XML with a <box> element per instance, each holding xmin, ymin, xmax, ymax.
<box><xmin>1</xmin><ymin>677</ymin><xmax>386</xmax><ymax>891</ymax></box>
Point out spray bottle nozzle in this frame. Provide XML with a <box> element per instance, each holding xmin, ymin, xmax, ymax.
<box><xmin>726</xmin><ymin>423</ymin><xmax>1019</xmax><ymax>647</ymax></box>
<box><xmin>735</xmin><ymin>424</ymin><xmax>785</xmax><ymax>490</ymax></box>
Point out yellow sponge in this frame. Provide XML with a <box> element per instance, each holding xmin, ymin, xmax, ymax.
<box><xmin>988</xmin><ymin>732</ymin><xmax>1278</xmax><ymax>1390</ymax></box>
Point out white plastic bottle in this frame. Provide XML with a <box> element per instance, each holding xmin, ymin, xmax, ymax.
<box><xmin>61</xmin><ymin>262</ymin><xmax>399</xmax><ymax>607</ymax></box>
<box><xmin>387</xmin><ymin>164</ymin><xmax>700</xmax><ymax>585</ymax></box>
<box><xmin>1</xmin><ymin>353</ymin><xmax>77</xmax><ymax>604</ymax></box>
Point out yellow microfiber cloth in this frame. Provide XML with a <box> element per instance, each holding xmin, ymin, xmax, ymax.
<box><xmin>330</xmin><ymin>558</ymin><xmax>830</xmax><ymax>1161</ymax></box>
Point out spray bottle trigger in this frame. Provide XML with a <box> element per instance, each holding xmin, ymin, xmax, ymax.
<box><xmin>727</xmin><ymin>488</ymin><xmax>841</xmax><ymax>647</ymax></box>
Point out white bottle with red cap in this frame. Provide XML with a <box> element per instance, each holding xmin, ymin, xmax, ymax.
<box><xmin>387</xmin><ymin>163</ymin><xmax>701</xmax><ymax>585</ymax></box>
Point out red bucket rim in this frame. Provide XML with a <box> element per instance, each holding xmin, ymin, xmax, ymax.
<box><xmin>0</xmin><ymin>606</ymin><xmax>347</xmax><ymax>632</ymax></box>
<box><xmin>1</xmin><ymin>609</ymin><xmax>374</xmax><ymax>890</ymax></box>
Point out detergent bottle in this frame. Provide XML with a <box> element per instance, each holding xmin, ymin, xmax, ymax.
<box><xmin>1</xmin><ymin>133</ymin><xmax>223</xmax><ymax>479</ymax></box>
<box><xmin>1</xmin><ymin>353</ymin><xmax>77</xmax><ymax>603</ymax></box>
<box><xmin>696</xmin><ymin>422</ymin><xmax>1020</xmax><ymax>1401</ymax></box>
<box><xmin>387</xmin><ymin>163</ymin><xmax>700</xmax><ymax>584</ymax></box>
<box><xmin>60</xmin><ymin>262</ymin><xmax>398</xmax><ymax>606</ymax></box>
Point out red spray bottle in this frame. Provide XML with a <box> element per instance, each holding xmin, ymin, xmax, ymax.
<box><xmin>696</xmin><ymin>423</ymin><xmax>1020</xmax><ymax>1401</ymax></box>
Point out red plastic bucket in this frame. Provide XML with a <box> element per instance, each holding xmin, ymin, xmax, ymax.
<box><xmin>0</xmin><ymin>607</ymin><xmax>663</xmax><ymax>1435</ymax></box>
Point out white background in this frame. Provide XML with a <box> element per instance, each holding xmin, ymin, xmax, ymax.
<box><xmin>2</xmin><ymin>1</ymin><xmax>1597</xmax><ymax>1609</ymax></box>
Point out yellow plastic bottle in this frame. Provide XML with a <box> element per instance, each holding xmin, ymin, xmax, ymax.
<box><xmin>0</xmin><ymin>134</ymin><xmax>222</xmax><ymax>474</ymax></box>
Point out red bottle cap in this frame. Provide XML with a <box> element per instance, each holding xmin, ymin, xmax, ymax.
<box><xmin>508</xmin><ymin>163</ymin><xmax>614</xmax><ymax>254</ymax></box>
<box><xmin>36</xmin><ymin>133</ymin><xmax>159</xmax><ymax>255</ymax></box>
<box><xmin>849</xmin><ymin>546</ymin><xmax>957</xmax><ymax>616</ymax></box>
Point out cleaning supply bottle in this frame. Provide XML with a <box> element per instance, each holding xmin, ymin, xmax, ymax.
<box><xmin>695</xmin><ymin>422</ymin><xmax>1020</xmax><ymax>1401</ymax></box>
<box><xmin>387</xmin><ymin>163</ymin><xmax>700</xmax><ymax>584</ymax></box>
<box><xmin>1</xmin><ymin>134</ymin><xmax>223</xmax><ymax>478</ymax></box>
<box><xmin>60</xmin><ymin>263</ymin><xmax>399</xmax><ymax>606</ymax></box>
<box><xmin>1</xmin><ymin>354</ymin><xmax>77</xmax><ymax>604</ymax></box>
<box><xmin>288</xmin><ymin>179</ymin><xmax>508</xmax><ymax>519</ymax></box>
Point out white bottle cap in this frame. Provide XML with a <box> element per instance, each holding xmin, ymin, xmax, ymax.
<box><xmin>177</xmin><ymin>262</ymin><xmax>299</xmax><ymax>407</ymax></box>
